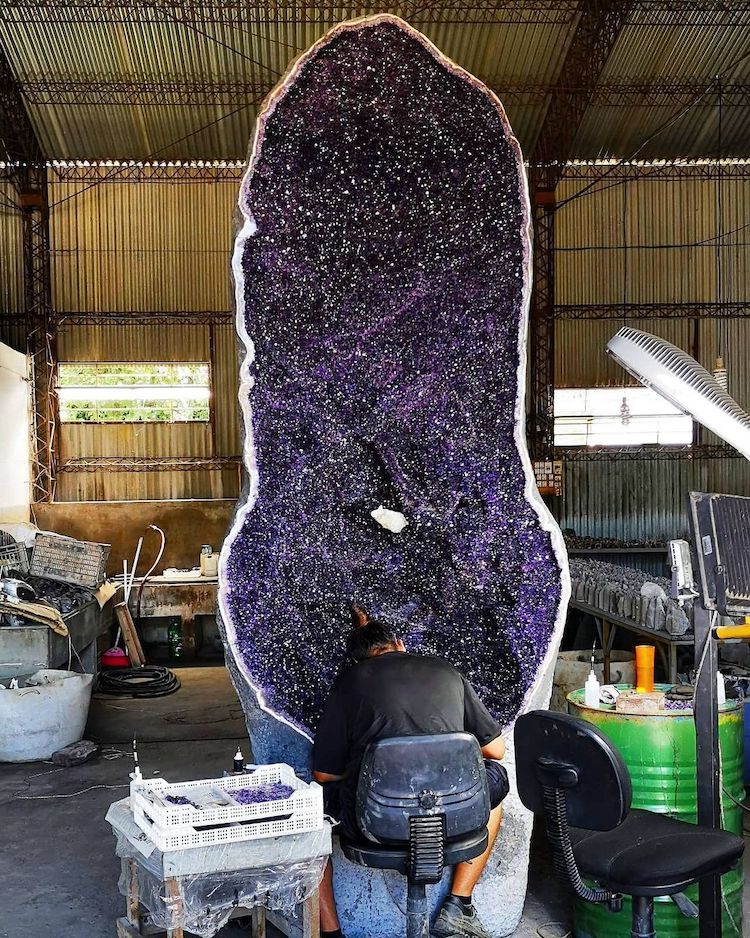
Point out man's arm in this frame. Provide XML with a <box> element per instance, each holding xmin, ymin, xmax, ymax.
<box><xmin>480</xmin><ymin>734</ymin><xmax>505</xmax><ymax>761</ymax></box>
<box><xmin>312</xmin><ymin>680</ymin><xmax>349</xmax><ymax>783</ymax></box>
<box><xmin>462</xmin><ymin>676</ymin><xmax>505</xmax><ymax>760</ymax></box>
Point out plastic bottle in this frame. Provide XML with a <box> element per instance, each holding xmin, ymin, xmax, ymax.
<box><xmin>167</xmin><ymin>620</ymin><xmax>183</xmax><ymax>658</ymax></box>
<box><xmin>585</xmin><ymin>669</ymin><xmax>601</xmax><ymax>708</ymax></box>
<box><xmin>717</xmin><ymin>671</ymin><xmax>726</xmax><ymax>707</ymax></box>
<box><xmin>233</xmin><ymin>747</ymin><xmax>244</xmax><ymax>774</ymax></box>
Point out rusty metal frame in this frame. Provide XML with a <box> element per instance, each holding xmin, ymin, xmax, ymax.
<box><xmin>0</xmin><ymin>42</ymin><xmax>56</xmax><ymax>502</ymax></box>
<box><xmin>58</xmin><ymin>455</ymin><xmax>241</xmax><ymax>472</ymax></box>
<box><xmin>49</xmin><ymin>162</ymin><xmax>245</xmax><ymax>184</ymax></box>
<box><xmin>527</xmin><ymin>0</ymin><xmax>635</xmax><ymax>460</ymax></box>
<box><xmin>555</xmin><ymin>301</ymin><xmax>750</xmax><ymax>320</ymax></box>
<box><xmin>55</xmin><ymin>310</ymin><xmax>233</xmax><ymax>326</ymax></box>
<box><xmin>2</xmin><ymin>1</ymin><xmax>580</xmax><ymax>26</ymax></box>
<box><xmin>25</xmin><ymin>78</ymin><xmax>750</xmax><ymax>109</ymax></box>
<box><xmin>556</xmin><ymin>444</ymin><xmax>738</xmax><ymax>461</ymax></box>
<box><xmin>563</xmin><ymin>160</ymin><xmax>750</xmax><ymax>181</ymax></box>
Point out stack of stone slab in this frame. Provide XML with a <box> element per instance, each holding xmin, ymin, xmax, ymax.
<box><xmin>569</xmin><ymin>558</ymin><xmax>692</xmax><ymax>637</ymax></box>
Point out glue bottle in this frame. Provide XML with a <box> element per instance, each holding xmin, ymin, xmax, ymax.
<box><xmin>585</xmin><ymin>647</ymin><xmax>601</xmax><ymax>708</ymax></box>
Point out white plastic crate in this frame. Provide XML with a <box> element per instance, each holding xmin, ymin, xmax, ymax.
<box><xmin>130</xmin><ymin>763</ymin><xmax>324</xmax><ymax>852</ymax></box>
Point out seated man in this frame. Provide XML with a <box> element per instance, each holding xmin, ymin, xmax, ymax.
<box><xmin>313</xmin><ymin>618</ymin><xmax>509</xmax><ymax>938</ymax></box>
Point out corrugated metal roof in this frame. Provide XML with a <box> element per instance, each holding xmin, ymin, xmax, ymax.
<box><xmin>5</xmin><ymin>3</ymin><xmax>748</xmax><ymax>161</ymax></box>
<box><xmin>575</xmin><ymin>16</ymin><xmax>750</xmax><ymax>158</ymax></box>
<box><xmin>0</xmin><ymin>4</ymin><xmax>574</xmax><ymax>160</ymax></box>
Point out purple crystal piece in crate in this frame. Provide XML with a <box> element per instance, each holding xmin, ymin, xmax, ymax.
<box><xmin>220</xmin><ymin>15</ymin><xmax>568</xmax><ymax>936</ymax></box>
<box><xmin>231</xmin><ymin>783</ymin><xmax>295</xmax><ymax>805</ymax></box>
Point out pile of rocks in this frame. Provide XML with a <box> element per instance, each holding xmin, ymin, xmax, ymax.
<box><xmin>569</xmin><ymin>558</ymin><xmax>692</xmax><ymax>636</ymax></box>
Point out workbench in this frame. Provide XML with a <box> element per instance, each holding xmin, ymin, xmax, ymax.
<box><xmin>570</xmin><ymin>599</ymin><xmax>693</xmax><ymax>685</ymax></box>
<box><xmin>126</xmin><ymin>576</ymin><xmax>218</xmax><ymax>659</ymax></box>
<box><xmin>107</xmin><ymin>798</ymin><xmax>329</xmax><ymax>938</ymax></box>
<box><xmin>0</xmin><ymin>593</ymin><xmax>113</xmax><ymax>679</ymax></box>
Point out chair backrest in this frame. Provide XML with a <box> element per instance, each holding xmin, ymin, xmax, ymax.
<box><xmin>514</xmin><ymin>710</ymin><xmax>632</xmax><ymax>831</ymax></box>
<box><xmin>355</xmin><ymin>732</ymin><xmax>490</xmax><ymax>844</ymax></box>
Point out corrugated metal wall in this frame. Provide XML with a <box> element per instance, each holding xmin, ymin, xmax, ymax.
<box><xmin>12</xmin><ymin>162</ymin><xmax>747</xmax><ymax>522</ymax></box>
<box><xmin>555</xmin><ymin>168</ymin><xmax>750</xmax><ymax>540</ymax></box>
<box><xmin>50</xmin><ymin>168</ymin><xmax>242</xmax><ymax>501</ymax></box>
<box><xmin>0</xmin><ymin>181</ymin><xmax>25</xmax><ymax>352</ymax></box>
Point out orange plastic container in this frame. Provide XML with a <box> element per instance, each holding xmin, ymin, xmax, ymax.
<box><xmin>635</xmin><ymin>644</ymin><xmax>655</xmax><ymax>693</ymax></box>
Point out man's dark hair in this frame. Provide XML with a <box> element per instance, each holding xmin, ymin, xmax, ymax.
<box><xmin>346</xmin><ymin>618</ymin><xmax>398</xmax><ymax>662</ymax></box>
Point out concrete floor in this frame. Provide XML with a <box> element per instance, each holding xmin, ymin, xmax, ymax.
<box><xmin>2</xmin><ymin>665</ymin><xmax>744</xmax><ymax>938</ymax></box>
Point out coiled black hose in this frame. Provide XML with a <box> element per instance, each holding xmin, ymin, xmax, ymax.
<box><xmin>96</xmin><ymin>666</ymin><xmax>180</xmax><ymax>698</ymax></box>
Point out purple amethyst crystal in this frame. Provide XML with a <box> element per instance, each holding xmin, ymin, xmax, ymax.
<box><xmin>220</xmin><ymin>15</ymin><xmax>567</xmax><ymax>742</ymax></box>
<box><xmin>231</xmin><ymin>783</ymin><xmax>296</xmax><ymax>805</ymax></box>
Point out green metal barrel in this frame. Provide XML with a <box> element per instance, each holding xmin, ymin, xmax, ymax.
<box><xmin>568</xmin><ymin>686</ymin><xmax>745</xmax><ymax>938</ymax></box>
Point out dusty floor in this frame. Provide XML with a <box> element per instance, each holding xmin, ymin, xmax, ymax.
<box><xmin>0</xmin><ymin>666</ymin><xmax>744</xmax><ymax>938</ymax></box>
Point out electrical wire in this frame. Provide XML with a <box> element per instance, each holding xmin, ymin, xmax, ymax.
<box><xmin>15</xmin><ymin>784</ymin><xmax>129</xmax><ymax>800</ymax></box>
<box><xmin>96</xmin><ymin>665</ymin><xmax>180</xmax><ymax>698</ymax></box>
<box><xmin>135</xmin><ymin>524</ymin><xmax>166</xmax><ymax>628</ymax></box>
<box><xmin>48</xmin><ymin>101</ymin><xmax>257</xmax><ymax>209</ymax></box>
<box><xmin>556</xmin><ymin>47</ymin><xmax>750</xmax><ymax>212</ymax></box>
<box><xmin>722</xmin><ymin>786</ymin><xmax>750</xmax><ymax>814</ymax></box>
<box><xmin>139</xmin><ymin>0</ymin><xmax>286</xmax><ymax>75</ymax></box>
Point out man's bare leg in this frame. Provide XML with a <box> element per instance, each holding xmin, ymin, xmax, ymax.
<box><xmin>319</xmin><ymin>860</ymin><xmax>342</xmax><ymax>933</ymax></box>
<box><xmin>451</xmin><ymin>804</ymin><xmax>503</xmax><ymax>896</ymax></box>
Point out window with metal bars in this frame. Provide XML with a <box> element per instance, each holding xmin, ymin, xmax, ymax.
<box><xmin>57</xmin><ymin>362</ymin><xmax>210</xmax><ymax>423</ymax></box>
<box><xmin>554</xmin><ymin>387</ymin><xmax>692</xmax><ymax>448</ymax></box>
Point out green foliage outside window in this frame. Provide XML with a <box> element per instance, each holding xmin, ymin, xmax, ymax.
<box><xmin>57</xmin><ymin>363</ymin><xmax>211</xmax><ymax>423</ymax></box>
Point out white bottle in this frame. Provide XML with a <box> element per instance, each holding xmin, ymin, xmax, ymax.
<box><xmin>717</xmin><ymin>671</ymin><xmax>726</xmax><ymax>707</ymax></box>
<box><xmin>585</xmin><ymin>669</ymin><xmax>601</xmax><ymax>708</ymax></box>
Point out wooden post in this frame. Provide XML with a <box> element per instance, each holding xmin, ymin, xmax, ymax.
<box><xmin>251</xmin><ymin>907</ymin><xmax>267</xmax><ymax>938</ymax></box>
<box><xmin>302</xmin><ymin>891</ymin><xmax>320</xmax><ymax>938</ymax></box>
<box><xmin>115</xmin><ymin>602</ymin><xmax>146</xmax><ymax>667</ymax></box>
<box><xmin>165</xmin><ymin>877</ymin><xmax>184</xmax><ymax>938</ymax></box>
<box><xmin>127</xmin><ymin>859</ymin><xmax>140</xmax><ymax>927</ymax></box>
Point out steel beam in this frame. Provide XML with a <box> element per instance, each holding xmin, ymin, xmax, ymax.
<box><xmin>49</xmin><ymin>163</ymin><xmax>245</xmax><ymax>184</ymax></box>
<box><xmin>0</xmin><ymin>43</ymin><xmax>55</xmax><ymax>502</ymax></box>
<box><xmin>556</xmin><ymin>444</ymin><xmax>738</xmax><ymax>461</ymax></box>
<box><xmin>563</xmin><ymin>161</ymin><xmax>750</xmax><ymax>181</ymax></box>
<box><xmin>58</xmin><ymin>455</ymin><xmax>242</xmax><ymax>472</ymax></box>
<box><xmin>527</xmin><ymin>0</ymin><xmax>635</xmax><ymax>460</ymax></box>
<box><xmin>54</xmin><ymin>310</ymin><xmax>233</xmax><ymax>326</ymax></box>
<box><xmin>555</xmin><ymin>302</ymin><xmax>750</xmax><ymax>320</ymax></box>
<box><xmin>21</xmin><ymin>78</ymin><xmax>750</xmax><ymax>109</ymax></box>
<box><xmin>0</xmin><ymin>1</ymin><xmax>579</xmax><ymax>26</ymax></box>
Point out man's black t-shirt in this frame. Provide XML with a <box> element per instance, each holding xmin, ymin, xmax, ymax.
<box><xmin>312</xmin><ymin>651</ymin><xmax>502</xmax><ymax>787</ymax></box>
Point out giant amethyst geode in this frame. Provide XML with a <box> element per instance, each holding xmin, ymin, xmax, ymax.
<box><xmin>220</xmin><ymin>15</ymin><xmax>568</xmax><ymax>936</ymax></box>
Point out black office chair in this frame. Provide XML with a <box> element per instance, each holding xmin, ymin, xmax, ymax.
<box><xmin>514</xmin><ymin>710</ymin><xmax>745</xmax><ymax>938</ymax></box>
<box><xmin>339</xmin><ymin>733</ymin><xmax>490</xmax><ymax>938</ymax></box>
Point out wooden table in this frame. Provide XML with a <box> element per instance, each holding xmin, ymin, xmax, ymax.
<box><xmin>570</xmin><ymin>599</ymin><xmax>694</xmax><ymax>685</ymax></box>
<box><xmin>107</xmin><ymin>799</ymin><xmax>329</xmax><ymax>938</ymax></box>
<box><xmin>116</xmin><ymin>863</ymin><xmax>319</xmax><ymax>938</ymax></box>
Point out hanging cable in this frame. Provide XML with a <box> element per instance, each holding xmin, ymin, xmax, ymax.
<box><xmin>135</xmin><ymin>524</ymin><xmax>166</xmax><ymax>628</ymax></box>
<box><xmin>49</xmin><ymin>101</ymin><xmax>258</xmax><ymax>209</ymax></box>
<box><xmin>557</xmin><ymin>47</ymin><xmax>750</xmax><ymax>212</ymax></box>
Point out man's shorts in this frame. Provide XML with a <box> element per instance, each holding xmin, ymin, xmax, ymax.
<box><xmin>324</xmin><ymin>759</ymin><xmax>509</xmax><ymax>840</ymax></box>
<box><xmin>484</xmin><ymin>758</ymin><xmax>510</xmax><ymax>808</ymax></box>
